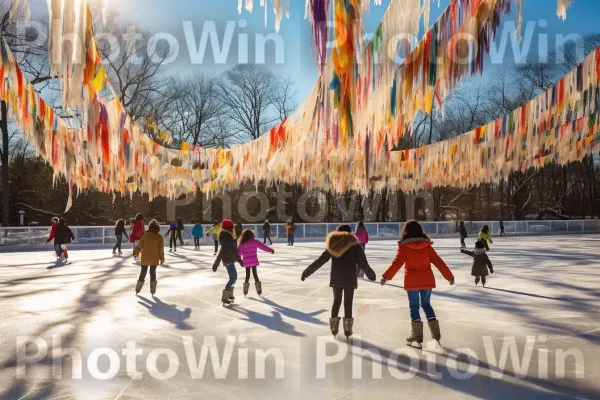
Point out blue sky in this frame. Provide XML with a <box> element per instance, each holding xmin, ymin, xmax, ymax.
<box><xmin>30</xmin><ymin>0</ymin><xmax>600</xmax><ymax>102</ymax></box>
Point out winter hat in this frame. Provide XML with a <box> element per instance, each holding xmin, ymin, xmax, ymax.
<box><xmin>265</xmin><ymin>219</ymin><xmax>269</xmax><ymax>223</ymax></box>
<box><xmin>148</xmin><ymin>220</ymin><xmax>160</xmax><ymax>232</ymax></box>
<box><xmin>221</xmin><ymin>219</ymin><xmax>234</xmax><ymax>230</ymax></box>
<box><xmin>337</xmin><ymin>225</ymin><xmax>352</xmax><ymax>233</ymax></box>
<box><xmin>475</xmin><ymin>239</ymin><xmax>486</xmax><ymax>249</ymax></box>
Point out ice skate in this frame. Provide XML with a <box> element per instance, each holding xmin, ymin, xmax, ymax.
<box><xmin>428</xmin><ymin>319</ymin><xmax>442</xmax><ymax>346</ymax></box>
<box><xmin>343</xmin><ymin>318</ymin><xmax>354</xmax><ymax>341</ymax></box>
<box><xmin>255</xmin><ymin>281</ymin><xmax>263</xmax><ymax>296</ymax></box>
<box><xmin>221</xmin><ymin>289</ymin><xmax>233</xmax><ymax>305</ymax></box>
<box><xmin>243</xmin><ymin>282</ymin><xmax>250</xmax><ymax>296</ymax></box>
<box><xmin>228</xmin><ymin>287</ymin><xmax>236</xmax><ymax>302</ymax></box>
<box><xmin>135</xmin><ymin>281</ymin><xmax>144</xmax><ymax>295</ymax></box>
<box><xmin>150</xmin><ymin>281</ymin><xmax>157</xmax><ymax>295</ymax></box>
<box><xmin>406</xmin><ymin>321</ymin><xmax>424</xmax><ymax>349</ymax></box>
<box><xmin>329</xmin><ymin>317</ymin><xmax>341</xmax><ymax>337</ymax></box>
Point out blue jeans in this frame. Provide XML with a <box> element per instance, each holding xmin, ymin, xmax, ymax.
<box><xmin>225</xmin><ymin>264</ymin><xmax>237</xmax><ymax>289</ymax></box>
<box><xmin>54</xmin><ymin>243</ymin><xmax>62</xmax><ymax>257</ymax></box>
<box><xmin>287</xmin><ymin>234</ymin><xmax>295</xmax><ymax>245</ymax></box>
<box><xmin>407</xmin><ymin>290</ymin><xmax>436</xmax><ymax>322</ymax></box>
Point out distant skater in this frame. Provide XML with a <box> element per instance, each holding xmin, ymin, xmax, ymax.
<box><xmin>381</xmin><ymin>220</ymin><xmax>454</xmax><ymax>348</ymax></box>
<box><xmin>134</xmin><ymin>220</ymin><xmax>164</xmax><ymax>296</ymax></box>
<box><xmin>192</xmin><ymin>221</ymin><xmax>204</xmax><ymax>250</ymax></box>
<box><xmin>165</xmin><ymin>222</ymin><xmax>178</xmax><ymax>252</ymax></box>
<box><xmin>286</xmin><ymin>219</ymin><xmax>296</xmax><ymax>246</ymax></box>
<box><xmin>206</xmin><ymin>221</ymin><xmax>221</xmax><ymax>255</ymax></box>
<box><xmin>263</xmin><ymin>219</ymin><xmax>272</xmax><ymax>245</ymax></box>
<box><xmin>354</xmin><ymin>222</ymin><xmax>369</xmax><ymax>278</ymax></box>
<box><xmin>238</xmin><ymin>229</ymin><xmax>275</xmax><ymax>296</ymax></box>
<box><xmin>46</xmin><ymin>217</ymin><xmax>60</xmax><ymax>260</ymax></box>
<box><xmin>130</xmin><ymin>214</ymin><xmax>145</xmax><ymax>255</ymax></box>
<box><xmin>302</xmin><ymin>225</ymin><xmax>376</xmax><ymax>340</ymax></box>
<box><xmin>459</xmin><ymin>221</ymin><xmax>468</xmax><ymax>249</ymax></box>
<box><xmin>113</xmin><ymin>219</ymin><xmax>129</xmax><ymax>255</ymax></box>
<box><xmin>54</xmin><ymin>219</ymin><xmax>75</xmax><ymax>262</ymax></box>
<box><xmin>478</xmin><ymin>225</ymin><xmax>493</xmax><ymax>251</ymax></box>
<box><xmin>177</xmin><ymin>218</ymin><xmax>185</xmax><ymax>246</ymax></box>
<box><xmin>499</xmin><ymin>220</ymin><xmax>506</xmax><ymax>237</ymax></box>
<box><xmin>461</xmin><ymin>239</ymin><xmax>494</xmax><ymax>287</ymax></box>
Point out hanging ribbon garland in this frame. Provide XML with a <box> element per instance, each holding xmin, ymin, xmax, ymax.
<box><xmin>3</xmin><ymin>0</ymin><xmax>588</xmax><ymax>209</ymax></box>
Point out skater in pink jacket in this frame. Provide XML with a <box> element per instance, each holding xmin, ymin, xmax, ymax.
<box><xmin>238</xmin><ymin>229</ymin><xmax>274</xmax><ymax>296</ymax></box>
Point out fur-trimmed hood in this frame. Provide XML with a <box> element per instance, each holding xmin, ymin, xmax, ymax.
<box><xmin>398</xmin><ymin>237</ymin><xmax>433</xmax><ymax>249</ymax></box>
<box><xmin>326</xmin><ymin>232</ymin><xmax>359</xmax><ymax>258</ymax></box>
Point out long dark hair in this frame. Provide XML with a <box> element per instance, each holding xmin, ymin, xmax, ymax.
<box><xmin>401</xmin><ymin>220</ymin><xmax>429</xmax><ymax>241</ymax></box>
<box><xmin>238</xmin><ymin>229</ymin><xmax>255</xmax><ymax>244</ymax></box>
<box><xmin>481</xmin><ymin>225</ymin><xmax>490</xmax><ymax>234</ymax></box>
<box><xmin>357</xmin><ymin>221</ymin><xmax>365</xmax><ymax>228</ymax></box>
<box><xmin>135</xmin><ymin>213</ymin><xmax>143</xmax><ymax>222</ymax></box>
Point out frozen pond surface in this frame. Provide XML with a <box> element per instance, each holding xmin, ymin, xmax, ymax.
<box><xmin>0</xmin><ymin>235</ymin><xmax>599</xmax><ymax>399</ymax></box>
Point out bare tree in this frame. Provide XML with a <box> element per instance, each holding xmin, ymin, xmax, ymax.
<box><xmin>272</xmin><ymin>76</ymin><xmax>297</xmax><ymax>121</ymax></box>
<box><xmin>169</xmin><ymin>75</ymin><xmax>225</xmax><ymax>147</ymax></box>
<box><xmin>218</xmin><ymin>64</ymin><xmax>280</xmax><ymax>142</ymax></box>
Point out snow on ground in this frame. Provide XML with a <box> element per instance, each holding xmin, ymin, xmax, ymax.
<box><xmin>0</xmin><ymin>235</ymin><xmax>599</xmax><ymax>400</ymax></box>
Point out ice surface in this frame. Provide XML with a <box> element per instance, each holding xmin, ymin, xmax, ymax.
<box><xmin>0</xmin><ymin>235</ymin><xmax>599</xmax><ymax>399</ymax></box>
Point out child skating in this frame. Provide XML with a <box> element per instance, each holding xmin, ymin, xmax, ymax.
<box><xmin>54</xmin><ymin>219</ymin><xmax>75</xmax><ymax>262</ymax></box>
<box><xmin>192</xmin><ymin>221</ymin><xmax>203</xmax><ymax>250</ymax></box>
<box><xmin>113</xmin><ymin>219</ymin><xmax>129</xmax><ymax>255</ymax></box>
<box><xmin>207</xmin><ymin>221</ymin><xmax>221</xmax><ymax>255</ymax></box>
<box><xmin>381</xmin><ymin>220</ymin><xmax>454</xmax><ymax>349</ymax></box>
<box><xmin>461</xmin><ymin>239</ymin><xmax>494</xmax><ymax>287</ymax></box>
<box><xmin>301</xmin><ymin>225</ymin><xmax>376</xmax><ymax>340</ymax></box>
<box><xmin>354</xmin><ymin>222</ymin><xmax>369</xmax><ymax>278</ymax></box>
<box><xmin>133</xmin><ymin>220</ymin><xmax>164</xmax><ymax>296</ymax></box>
<box><xmin>237</xmin><ymin>229</ymin><xmax>275</xmax><ymax>296</ymax></box>
<box><xmin>459</xmin><ymin>221</ymin><xmax>468</xmax><ymax>249</ymax></box>
<box><xmin>165</xmin><ymin>222</ymin><xmax>178</xmax><ymax>252</ymax></box>
<box><xmin>46</xmin><ymin>217</ymin><xmax>60</xmax><ymax>260</ymax></box>
<box><xmin>212</xmin><ymin>220</ymin><xmax>243</xmax><ymax>305</ymax></box>
<box><xmin>478</xmin><ymin>225</ymin><xmax>493</xmax><ymax>251</ymax></box>
<box><xmin>130</xmin><ymin>214</ymin><xmax>145</xmax><ymax>255</ymax></box>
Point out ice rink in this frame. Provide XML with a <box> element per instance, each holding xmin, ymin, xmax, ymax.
<box><xmin>1</xmin><ymin>235</ymin><xmax>599</xmax><ymax>400</ymax></box>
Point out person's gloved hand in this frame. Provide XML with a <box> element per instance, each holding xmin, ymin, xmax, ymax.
<box><xmin>301</xmin><ymin>276</ymin><xmax>306</xmax><ymax>282</ymax></box>
<box><xmin>212</xmin><ymin>264</ymin><xmax>218</xmax><ymax>272</ymax></box>
<box><xmin>271</xmin><ymin>249</ymin><xmax>275</xmax><ymax>254</ymax></box>
<box><xmin>490</xmin><ymin>268</ymin><xmax>494</xmax><ymax>274</ymax></box>
<box><xmin>449</xmin><ymin>278</ymin><xmax>455</xmax><ymax>285</ymax></box>
<box><xmin>380</xmin><ymin>278</ymin><xmax>388</xmax><ymax>286</ymax></box>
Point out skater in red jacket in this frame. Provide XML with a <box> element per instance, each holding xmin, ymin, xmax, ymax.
<box><xmin>130</xmin><ymin>214</ymin><xmax>145</xmax><ymax>254</ymax></box>
<box><xmin>381</xmin><ymin>220</ymin><xmax>454</xmax><ymax>348</ymax></box>
<box><xmin>46</xmin><ymin>217</ymin><xmax>61</xmax><ymax>259</ymax></box>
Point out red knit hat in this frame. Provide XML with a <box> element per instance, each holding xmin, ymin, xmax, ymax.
<box><xmin>221</xmin><ymin>219</ymin><xmax>234</xmax><ymax>229</ymax></box>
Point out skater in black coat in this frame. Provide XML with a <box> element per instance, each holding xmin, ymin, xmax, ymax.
<box><xmin>301</xmin><ymin>225</ymin><xmax>376</xmax><ymax>339</ymax></box>
<box><xmin>54</xmin><ymin>219</ymin><xmax>75</xmax><ymax>261</ymax></box>
<box><xmin>461</xmin><ymin>239</ymin><xmax>494</xmax><ymax>286</ymax></box>
<box><xmin>212</xmin><ymin>220</ymin><xmax>243</xmax><ymax>305</ymax></box>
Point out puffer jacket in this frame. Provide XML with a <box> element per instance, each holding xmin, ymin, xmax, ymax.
<box><xmin>382</xmin><ymin>238</ymin><xmax>454</xmax><ymax>291</ymax></box>
<box><xmin>238</xmin><ymin>238</ymin><xmax>273</xmax><ymax>268</ymax></box>
<box><xmin>213</xmin><ymin>230</ymin><xmax>243</xmax><ymax>269</ymax></box>
<box><xmin>302</xmin><ymin>232</ymin><xmax>376</xmax><ymax>289</ymax></box>
<box><xmin>461</xmin><ymin>248</ymin><xmax>493</xmax><ymax>277</ymax></box>
<box><xmin>192</xmin><ymin>224</ymin><xmax>204</xmax><ymax>237</ymax></box>
<box><xmin>478</xmin><ymin>231</ymin><xmax>493</xmax><ymax>244</ymax></box>
<box><xmin>459</xmin><ymin>224</ymin><xmax>468</xmax><ymax>238</ymax></box>
<box><xmin>133</xmin><ymin>231</ymin><xmax>165</xmax><ymax>266</ymax></box>
<box><xmin>355</xmin><ymin>227</ymin><xmax>369</xmax><ymax>244</ymax></box>
<box><xmin>54</xmin><ymin>223</ymin><xmax>75</xmax><ymax>245</ymax></box>
<box><xmin>130</xmin><ymin>221</ymin><xmax>144</xmax><ymax>243</ymax></box>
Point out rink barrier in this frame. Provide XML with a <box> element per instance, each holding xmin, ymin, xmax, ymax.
<box><xmin>1</xmin><ymin>220</ymin><xmax>599</xmax><ymax>248</ymax></box>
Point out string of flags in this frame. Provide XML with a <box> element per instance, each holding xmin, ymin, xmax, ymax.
<box><xmin>2</xmin><ymin>0</ymin><xmax>591</xmax><ymax>212</ymax></box>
